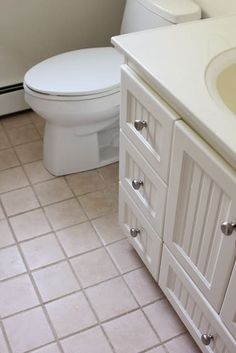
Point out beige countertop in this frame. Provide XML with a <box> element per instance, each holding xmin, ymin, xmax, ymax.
<box><xmin>112</xmin><ymin>15</ymin><xmax>236</xmax><ymax>170</ymax></box>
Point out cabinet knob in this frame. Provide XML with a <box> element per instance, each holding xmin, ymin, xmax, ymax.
<box><xmin>221</xmin><ymin>221</ymin><xmax>236</xmax><ymax>236</ymax></box>
<box><xmin>130</xmin><ymin>228</ymin><xmax>140</xmax><ymax>238</ymax></box>
<box><xmin>201</xmin><ymin>334</ymin><xmax>214</xmax><ymax>346</ymax></box>
<box><xmin>134</xmin><ymin>120</ymin><xmax>147</xmax><ymax>131</ymax></box>
<box><xmin>132</xmin><ymin>179</ymin><xmax>143</xmax><ymax>190</ymax></box>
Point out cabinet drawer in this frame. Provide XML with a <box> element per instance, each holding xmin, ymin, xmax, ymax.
<box><xmin>120</xmin><ymin>64</ymin><xmax>178</xmax><ymax>183</ymax></box>
<box><xmin>120</xmin><ymin>131</ymin><xmax>167</xmax><ymax>235</ymax></box>
<box><xmin>159</xmin><ymin>246</ymin><xmax>236</xmax><ymax>353</ymax></box>
<box><xmin>119</xmin><ymin>184</ymin><xmax>162</xmax><ymax>281</ymax></box>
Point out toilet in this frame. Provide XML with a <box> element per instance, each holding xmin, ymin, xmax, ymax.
<box><xmin>24</xmin><ymin>0</ymin><xmax>201</xmax><ymax>176</ymax></box>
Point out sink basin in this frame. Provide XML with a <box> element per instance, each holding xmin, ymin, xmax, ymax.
<box><xmin>205</xmin><ymin>48</ymin><xmax>236</xmax><ymax>116</ymax></box>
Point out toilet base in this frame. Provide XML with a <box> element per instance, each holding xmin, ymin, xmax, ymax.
<box><xmin>43</xmin><ymin>119</ymin><xmax>119</xmax><ymax>176</ymax></box>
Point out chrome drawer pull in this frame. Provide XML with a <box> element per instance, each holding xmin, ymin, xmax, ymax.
<box><xmin>134</xmin><ymin>120</ymin><xmax>147</xmax><ymax>131</ymax></box>
<box><xmin>130</xmin><ymin>228</ymin><xmax>140</xmax><ymax>238</ymax></box>
<box><xmin>221</xmin><ymin>221</ymin><xmax>236</xmax><ymax>236</ymax></box>
<box><xmin>201</xmin><ymin>334</ymin><xmax>214</xmax><ymax>346</ymax></box>
<box><xmin>132</xmin><ymin>179</ymin><xmax>143</xmax><ymax>190</ymax></box>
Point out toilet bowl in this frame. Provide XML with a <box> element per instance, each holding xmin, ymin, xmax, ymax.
<box><xmin>24</xmin><ymin>47</ymin><xmax>123</xmax><ymax>175</ymax></box>
<box><xmin>24</xmin><ymin>0</ymin><xmax>201</xmax><ymax>176</ymax></box>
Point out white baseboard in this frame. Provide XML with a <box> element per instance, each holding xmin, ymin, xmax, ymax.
<box><xmin>0</xmin><ymin>89</ymin><xmax>29</xmax><ymax>116</ymax></box>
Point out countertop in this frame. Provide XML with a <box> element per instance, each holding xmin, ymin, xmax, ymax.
<box><xmin>112</xmin><ymin>15</ymin><xmax>236</xmax><ymax>170</ymax></box>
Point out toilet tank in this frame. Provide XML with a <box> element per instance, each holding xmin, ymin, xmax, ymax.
<box><xmin>120</xmin><ymin>0</ymin><xmax>201</xmax><ymax>34</ymax></box>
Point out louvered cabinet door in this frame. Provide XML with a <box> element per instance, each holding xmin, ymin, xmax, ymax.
<box><xmin>164</xmin><ymin>121</ymin><xmax>236</xmax><ymax>311</ymax></box>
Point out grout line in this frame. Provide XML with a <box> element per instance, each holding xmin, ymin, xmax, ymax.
<box><xmin>0</xmin><ymin>319</ymin><xmax>13</xmax><ymax>353</ymax></box>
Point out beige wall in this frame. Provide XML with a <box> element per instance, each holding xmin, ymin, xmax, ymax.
<box><xmin>0</xmin><ymin>0</ymin><xmax>125</xmax><ymax>86</ymax></box>
<box><xmin>194</xmin><ymin>0</ymin><xmax>236</xmax><ymax>17</ymax></box>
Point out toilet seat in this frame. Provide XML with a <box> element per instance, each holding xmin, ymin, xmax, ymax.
<box><xmin>24</xmin><ymin>47</ymin><xmax>123</xmax><ymax>97</ymax></box>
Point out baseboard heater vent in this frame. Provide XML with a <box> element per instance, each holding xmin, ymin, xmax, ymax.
<box><xmin>0</xmin><ymin>83</ymin><xmax>28</xmax><ymax>116</ymax></box>
<box><xmin>0</xmin><ymin>83</ymin><xmax>24</xmax><ymax>95</ymax></box>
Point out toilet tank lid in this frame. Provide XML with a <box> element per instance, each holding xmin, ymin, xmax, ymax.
<box><xmin>138</xmin><ymin>0</ymin><xmax>201</xmax><ymax>23</ymax></box>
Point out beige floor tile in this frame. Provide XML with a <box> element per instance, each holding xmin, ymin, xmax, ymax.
<box><xmin>107</xmin><ymin>239</ymin><xmax>143</xmax><ymax>274</ymax></box>
<box><xmin>6</xmin><ymin>123</ymin><xmax>40</xmax><ymax>146</ymax></box>
<box><xmin>146</xmin><ymin>346</ymin><xmax>167</xmax><ymax>353</ymax></box>
<box><xmin>71</xmin><ymin>248</ymin><xmax>118</xmax><ymax>288</ymax></box>
<box><xmin>165</xmin><ymin>333</ymin><xmax>201</xmax><ymax>353</ymax></box>
<box><xmin>31</xmin><ymin>343</ymin><xmax>61</xmax><ymax>353</ymax></box>
<box><xmin>0</xmin><ymin>274</ymin><xmax>39</xmax><ymax>317</ymax></box>
<box><xmin>24</xmin><ymin>161</ymin><xmax>54</xmax><ymax>184</ymax></box>
<box><xmin>46</xmin><ymin>292</ymin><xmax>97</xmax><ymax>338</ymax></box>
<box><xmin>0</xmin><ymin>148</ymin><xmax>20</xmax><ymax>171</ymax></box>
<box><xmin>92</xmin><ymin>212</ymin><xmax>125</xmax><ymax>245</ymax></box>
<box><xmin>14</xmin><ymin>140</ymin><xmax>43</xmax><ymax>164</ymax></box>
<box><xmin>124</xmin><ymin>268</ymin><xmax>163</xmax><ymax>306</ymax></box>
<box><xmin>3</xmin><ymin>307</ymin><xmax>54</xmax><ymax>353</ymax></box>
<box><xmin>61</xmin><ymin>326</ymin><xmax>112</xmax><ymax>353</ymax></box>
<box><xmin>0</xmin><ymin>328</ymin><xmax>9</xmax><ymax>353</ymax></box>
<box><xmin>0</xmin><ymin>126</ymin><xmax>10</xmax><ymax>150</ymax></box>
<box><xmin>0</xmin><ymin>219</ymin><xmax>15</xmax><ymax>248</ymax></box>
<box><xmin>0</xmin><ymin>166</ymin><xmax>29</xmax><ymax>194</ymax></box>
<box><xmin>144</xmin><ymin>299</ymin><xmax>185</xmax><ymax>341</ymax></box>
<box><xmin>0</xmin><ymin>246</ymin><xmax>26</xmax><ymax>280</ymax></box>
<box><xmin>78</xmin><ymin>188</ymin><xmax>117</xmax><ymax>219</ymax></box>
<box><xmin>66</xmin><ymin>170</ymin><xmax>105</xmax><ymax>196</ymax></box>
<box><xmin>20</xmin><ymin>233</ymin><xmax>65</xmax><ymax>270</ymax></box>
<box><xmin>1</xmin><ymin>113</ymin><xmax>32</xmax><ymax>130</ymax></box>
<box><xmin>103</xmin><ymin>310</ymin><xmax>159</xmax><ymax>353</ymax></box>
<box><xmin>44</xmin><ymin>198</ymin><xmax>87</xmax><ymax>230</ymax></box>
<box><xmin>57</xmin><ymin>222</ymin><xmax>101</xmax><ymax>257</ymax></box>
<box><xmin>98</xmin><ymin>163</ymin><xmax>119</xmax><ymax>184</ymax></box>
<box><xmin>1</xmin><ymin>186</ymin><xmax>40</xmax><ymax>216</ymax></box>
<box><xmin>33</xmin><ymin>261</ymin><xmax>80</xmax><ymax>302</ymax></box>
<box><xmin>10</xmin><ymin>209</ymin><xmax>51</xmax><ymax>241</ymax></box>
<box><xmin>34</xmin><ymin>179</ymin><xmax>73</xmax><ymax>206</ymax></box>
<box><xmin>86</xmin><ymin>277</ymin><xmax>138</xmax><ymax>321</ymax></box>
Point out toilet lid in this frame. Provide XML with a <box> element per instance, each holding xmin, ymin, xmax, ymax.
<box><xmin>24</xmin><ymin>47</ymin><xmax>124</xmax><ymax>96</ymax></box>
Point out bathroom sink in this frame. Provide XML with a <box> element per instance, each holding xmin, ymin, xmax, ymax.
<box><xmin>205</xmin><ymin>48</ymin><xmax>236</xmax><ymax>116</ymax></box>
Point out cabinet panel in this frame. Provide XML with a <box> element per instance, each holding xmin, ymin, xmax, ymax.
<box><xmin>164</xmin><ymin>121</ymin><xmax>236</xmax><ymax>311</ymax></box>
<box><xmin>120</xmin><ymin>131</ymin><xmax>167</xmax><ymax>235</ymax></box>
<box><xmin>119</xmin><ymin>184</ymin><xmax>162</xmax><ymax>281</ymax></box>
<box><xmin>120</xmin><ymin>64</ymin><xmax>178</xmax><ymax>182</ymax></box>
<box><xmin>160</xmin><ymin>246</ymin><xmax>236</xmax><ymax>353</ymax></box>
<box><xmin>220</xmin><ymin>263</ymin><xmax>236</xmax><ymax>338</ymax></box>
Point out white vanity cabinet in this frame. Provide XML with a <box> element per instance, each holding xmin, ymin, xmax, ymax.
<box><xmin>118</xmin><ymin>64</ymin><xmax>236</xmax><ymax>353</ymax></box>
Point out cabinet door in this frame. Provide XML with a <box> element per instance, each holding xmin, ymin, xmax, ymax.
<box><xmin>164</xmin><ymin>121</ymin><xmax>236</xmax><ymax>311</ymax></box>
<box><xmin>220</xmin><ymin>263</ymin><xmax>236</xmax><ymax>338</ymax></box>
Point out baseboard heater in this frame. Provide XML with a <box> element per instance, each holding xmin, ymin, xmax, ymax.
<box><xmin>0</xmin><ymin>83</ymin><xmax>29</xmax><ymax>116</ymax></box>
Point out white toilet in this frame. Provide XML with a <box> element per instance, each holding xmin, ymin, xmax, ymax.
<box><xmin>24</xmin><ymin>0</ymin><xmax>201</xmax><ymax>176</ymax></box>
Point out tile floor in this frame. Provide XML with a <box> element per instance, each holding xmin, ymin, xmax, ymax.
<box><xmin>0</xmin><ymin>111</ymin><xmax>201</xmax><ymax>353</ymax></box>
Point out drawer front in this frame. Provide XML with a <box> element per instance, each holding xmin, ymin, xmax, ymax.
<box><xmin>119</xmin><ymin>184</ymin><xmax>162</xmax><ymax>281</ymax></box>
<box><xmin>159</xmin><ymin>246</ymin><xmax>236</xmax><ymax>353</ymax></box>
<box><xmin>120</xmin><ymin>132</ymin><xmax>167</xmax><ymax>235</ymax></box>
<box><xmin>121</xmin><ymin>64</ymin><xmax>178</xmax><ymax>183</ymax></box>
